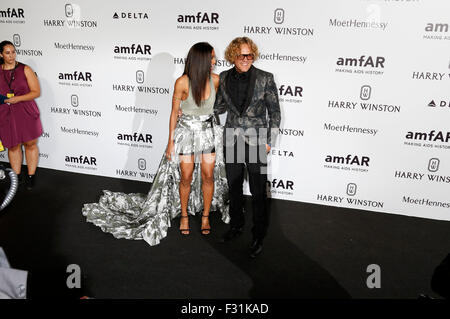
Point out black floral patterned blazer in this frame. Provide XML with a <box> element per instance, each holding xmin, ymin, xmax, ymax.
<box><xmin>214</xmin><ymin>66</ymin><xmax>281</xmax><ymax>147</ymax></box>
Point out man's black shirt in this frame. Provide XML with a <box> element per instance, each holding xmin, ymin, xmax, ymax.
<box><xmin>226</xmin><ymin>66</ymin><xmax>254</xmax><ymax>114</ymax></box>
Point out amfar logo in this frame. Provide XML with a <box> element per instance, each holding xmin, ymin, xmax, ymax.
<box><xmin>325</xmin><ymin>155</ymin><xmax>370</xmax><ymax>167</ymax></box>
<box><xmin>266</xmin><ymin>178</ymin><xmax>295</xmax><ymax>197</ymax></box>
<box><xmin>117</xmin><ymin>132</ymin><xmax>153</xmax><ymax>149</ymax></box>
<box><xmin>274</xmin><ymin>8</ymin><xmax>284</xmax><ymax>24</ymax></box>
<box><xmin>425</xmin><ymin>23</ymin><xmax>448</xmax><ymax>33</ymax></box>
<box><xmin>0</xmin><ymin>8</ymin><xmax>24</xmax><ymax>18</ymax></box>
<box><xmin>428</xmin><ymin>100</ymin><xmax>450</xmax><ymax>108</ymax></box>
<box><xmin>58</xmin><ymin>71</ymin><xmax>92</xmax><ymax>81</ymax></box>
<box><xmin>65</xmin><ymin>154</ymin><xmax>98</xmax><ymax>170</ymax></box>
<box><xmin>337</xmin><ymin>56</ymin><xmax>385</xmax><ymax>68</ymax></box>
<box><xmin>177</xmin><ymin>12</ymin><xmax>219</xmax><ymax>24</ymax></box>
<box><xmin>278</xmin><ymin>84</ymin><xmax>303</xmax><ymax>104</ymax></box>
<box><xmin>268</xmin><ymin>179</ymin><xmax>294</xmax><ymax>190</ymax></box>
<box><xmin>405</xmin><ymin>130</ymin><xmax>450</xmax><ymax>143</ymax></box>
<box><xmin>117</xmin><ymin>133</ymin><xmax>152</xmax><ymax>143</ymax></box>
<box><xmin>176</xmin><ymin>12</ymin><xmax>219</xmax><ymax>31</ymax></box>
<box><xmin>58</xmin><ymin>71</ymin><xmax>92</xmax><ymax>88</ymax></box>
<box><xmin>404</xmin><ymin>130</ymin><xmax>450</xmax><ymax>151</ymax></box>
<box><xmin>335</xmin><ymin>56</ymin><xmax>385</xmax><ymax>76</ymax></box>
<box><xmin>278</xmin><ymin>85</ymin><xmax>302</xmax><ymax>97</ymax></box>
<box><xmin>113</xmin><ymin>12</ymin><xmax>149</xmax><ymax>20</ymax></box>
<box><xmin>65</xmin><ymin>155</ymin><xmax>97</xmax><ymax>166</ymax></box>
<box><xmin>324</xmin><ymin>154</ymin><xmax>370</xmax><ymax>173</ymax></box>
<box><xmin>423</xmin><ymin>22</ymin><xmax>450</xmax><ymax>41</ymax></box>
<box><xmin>114</xmin><ymin>44</ymin><xmax>151</xmax><ymax>56</ymax></box>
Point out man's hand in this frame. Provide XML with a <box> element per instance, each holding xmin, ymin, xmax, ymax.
<box><xmin>266</xmin><ymin>144</ymin><xmax>271</xmax><ymax>153</ymax></box>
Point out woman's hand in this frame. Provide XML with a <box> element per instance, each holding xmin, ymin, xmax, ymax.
<box><xmin>166</xmin><ymin>141</ymin><xmax>175</xmax><ymax>160</ymax></box>
<box><xmin>5</xmin><ymin>96</ymin><xmax>20</xmax><ymax>104</ymax></box>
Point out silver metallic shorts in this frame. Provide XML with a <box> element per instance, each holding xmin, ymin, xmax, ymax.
<box><xmin>175</xmin><ymin>114</ymin><xmax>216</xmax><ymax>156</ymax></box>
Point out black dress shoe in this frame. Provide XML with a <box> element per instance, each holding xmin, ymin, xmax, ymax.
<box><xmin>221</xmin><ymin>227</ymin><xmax>243</xmax><ymax>242</ymax></box>
<box><xmin>249</xmin><ymin>239</ymin><xmax>263</xmax><ymax>258</ymax></box>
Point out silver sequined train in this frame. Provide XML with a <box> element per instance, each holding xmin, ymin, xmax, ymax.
<box><xmin>82</xmin><ymin>114</ymin><xmax>230</xmax><ymax>246</ymax></box>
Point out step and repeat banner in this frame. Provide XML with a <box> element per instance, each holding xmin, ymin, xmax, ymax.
<box><xmin>0</xmin><ymin>0</ymin><xmax>449</xmax><ymax>221</ymax></box>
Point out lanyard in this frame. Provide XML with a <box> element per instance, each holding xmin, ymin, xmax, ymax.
<box><xmin>2</xmin><ymin>62</ymin><xmax>17</xmax><ymax>93</ymax></box>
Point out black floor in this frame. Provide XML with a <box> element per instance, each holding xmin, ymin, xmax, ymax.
<box><xmin>0</xmin><ymin>167</ymin><xmax>449</xmax><ymax>299</ymax></box>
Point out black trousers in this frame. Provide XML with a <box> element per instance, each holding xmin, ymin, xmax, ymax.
<box><xmin>224</xmin><ymin>140</ymin><xmax>269</xmax><ymax>240</ymax></box>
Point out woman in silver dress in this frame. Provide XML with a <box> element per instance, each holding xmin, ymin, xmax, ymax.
<box><xmin>82</xmin><ymin>43</ymin><xmax>229</xmax><ymax>246</ymax></box>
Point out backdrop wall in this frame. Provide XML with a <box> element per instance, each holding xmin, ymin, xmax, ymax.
<box><xmin>1</xmin><ymin>0</ymin><xmax>449</xmax><ymax>220</ymax></box>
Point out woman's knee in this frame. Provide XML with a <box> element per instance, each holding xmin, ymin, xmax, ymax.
<box><xmin>8</xmin><ymin>144</ymin><xmax>22</xmax><ymax>152</ymax></box>
<box><xmin>180</xmin><ymin>172</ymin><xmax>193</xmax><ymax>187</ymax></box>
<box><xmin>23</xmin><ymin>139</ymin><xmax>38</xmax><ymax>149</ymax></box>
<box><xmin>201</xmin><ymin>170</ymin><xmax>214</xmax><ymax>185</ymax></box>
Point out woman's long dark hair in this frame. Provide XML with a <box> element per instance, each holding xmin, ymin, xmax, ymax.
<box><xmin>0</xmin><ymin>40</ymin><xmax>15</xmax><ymax>65</ymax></box>
<box><xmin>183</xmin><ymin>42</ymin><xmax>213</xmax><ymax>106</ymax></box>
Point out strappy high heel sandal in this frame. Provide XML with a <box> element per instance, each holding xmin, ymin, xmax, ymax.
<box><xmin>201</xmin><ymin>215</ymin><xmax>211</xmax><ymax>235</ymax></box>
<box><xmin>179</xmin><ymin>215</ymin><xmax>190</xmax><ymax>235</ymax></box>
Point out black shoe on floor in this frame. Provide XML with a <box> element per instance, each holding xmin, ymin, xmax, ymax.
<box><xmin>26</xmin><ymin>175</ymin><xmax>35</xmax><ymax>190</ymax></box>
<box><xmin>249</xmin><ymin>238</ymin><xmax>263</xmax><ymax>258</ymax></box>
<box><xmin>221</xmin><ymin>227</ymin><xmax>243</xmax><ymax>243</ymax></box>
<box><xmin>17</xmin><ymin>172</ymin><xmax>25</xmax><ymax>186</ymax></box>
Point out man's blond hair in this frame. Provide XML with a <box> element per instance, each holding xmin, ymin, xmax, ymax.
<box><xmin>224</xmin><ymin>37</ymin><xmax>259</xmax><ymax>64</ymax></box>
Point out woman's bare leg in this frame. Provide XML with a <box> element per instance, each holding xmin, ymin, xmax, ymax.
<box><xmin>23</xmin><ymin>139</ymin><xmax>39</xmax><ymax>175</ymax></box>
<box><xmin>200</xmin><ymin>152</ymin><xmax>215</xmax><ymax>234</ymax></box>
<box><xmin>7</xmin><ymin>144</ymin><xmax>23</xmax><ymax>175</ymax></box>
<box><xmin>179</xmin><ymin>154</ymin><xmax>194</xmax><ymax>234</ymax></box>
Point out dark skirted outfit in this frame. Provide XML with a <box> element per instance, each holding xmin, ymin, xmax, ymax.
<box><xmin>82</xmin><ymin>77</ymin><xmax>229</xmax><ymax>246</ymax></box>
<box><xmin>0</xmin><ymin>63</ymin><xmax>43</xmax><ymax>148</ymax></box>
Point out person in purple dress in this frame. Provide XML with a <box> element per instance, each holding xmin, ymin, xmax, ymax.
<box><xmin>0</xmin><ymin>40</ymin><xmax>43</xmax><ymax>190</ymax></box>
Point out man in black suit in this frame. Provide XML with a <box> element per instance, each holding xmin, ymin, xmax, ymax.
<box><xmin>214</xmin><ymin>37</ymin><xmax>281</xmax><ymax>258</ymax></box>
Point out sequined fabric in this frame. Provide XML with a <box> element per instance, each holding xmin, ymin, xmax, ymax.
<box><xmin>82</xmin><ymin>114</ymin><xmax>229</xmax><ymax>246</ymax></box>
